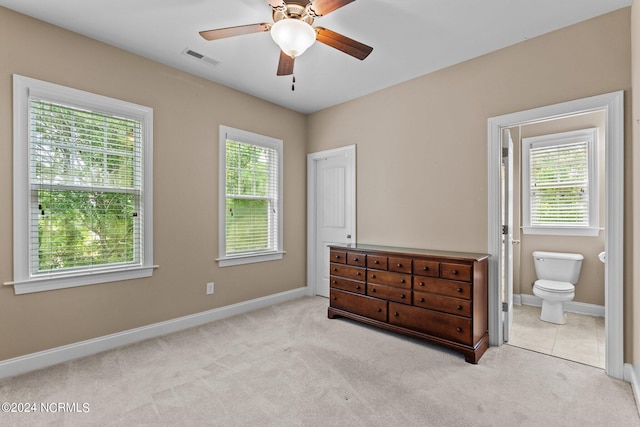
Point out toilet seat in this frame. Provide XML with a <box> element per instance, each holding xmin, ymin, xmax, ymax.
<box><xmin>534</xmin><ymin>279</ymin><xmax>574</xmax><ymax>293</ymax></box>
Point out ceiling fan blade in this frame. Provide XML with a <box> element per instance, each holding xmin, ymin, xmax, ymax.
<box><xmin>266</xmin><ymin>0</ymin><xmax>286</xmax><ymax>8</ymax></box>
<box><xmin>199</xmin><ymin>23</ymin><xmax>270</xmax><ymax>41</ymax></box>
<box><xmin>277</xmin><ymin>51</ymin><xmax>295</xmax><ymax>76</ymax></box>
<box><xmin>315</xmin><ymin>27</ymin><xmax>373</xmax><ymax>60</ymax></box>
<box><xmin>309</xmin><ymin>0</ymin><xmax>355</xmax><ymax>16</ymax></box>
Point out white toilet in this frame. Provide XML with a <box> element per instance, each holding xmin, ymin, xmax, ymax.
<box><xmin>532</xmin><ymin>251</ymin><xmax>584</xmax><ymax>325</ymax></box>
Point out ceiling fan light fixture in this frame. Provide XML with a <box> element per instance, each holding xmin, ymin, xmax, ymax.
<box><xmin>270</xmin><ymin>18</ymin><xmax>316</xmax><ymax>58</ymax></box>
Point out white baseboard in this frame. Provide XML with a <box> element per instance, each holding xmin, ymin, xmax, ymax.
<box><xmin>516</xmin><ymin>293</ymin><xmax>605</xmax><ymax>317</ymax></box>
<box><xmin>0</xmin><ymin>287</ymin><xmax>309</xmax><ymax>380</ymax></box>
<box><xmin>624</xmin><ymin>363</ymin><xmax>640</xmax><ymax>416</ymax></box>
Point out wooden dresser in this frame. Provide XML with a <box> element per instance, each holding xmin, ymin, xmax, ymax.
<box><xmin>328</xmin><ymin>244</ymin><xmax>490</xmax><ymax>363</ymax></box>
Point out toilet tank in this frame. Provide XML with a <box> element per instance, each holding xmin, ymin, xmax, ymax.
<box><xmin>532</xmin><ymin>251</ymin><xmax>584</xmax><ymax>284</ymax></box>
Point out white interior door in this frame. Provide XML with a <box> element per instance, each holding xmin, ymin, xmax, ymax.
<box><xmin>310</xmin><ymin>146</ymin><xmax>355</xmax><ymax>297</ymax></box>
<box><xmin>502</xmin><ymin>129</ymin><xmax>514</xmax><ymax>342</ymax></box>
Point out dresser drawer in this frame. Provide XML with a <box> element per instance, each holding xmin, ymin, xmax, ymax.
<box><xmin>368</xmin><ymin>283</ymin><xmax>411</xmax><ymax>304</ymax></box>
<box><xmin>330</xmin><ymin>289</ymin><xmax>387</xmax><ymax>322</ymax></box>
<box><xmin>389</xmin><ymin>256</ymin><xmax>412</xmax><ymax>273</ymax></box>
<box><xmin>389</xmin><ymin>303</ymin><xmax>472</xmax><ymax>345</ymax></box>
<box><xmin>441</xmin><ymin>263</ymin><xmax>472</xmax><ymax>282</ymax></box>
<box><xmin>414</xmin><ymin>277</ymin><xmax>471</xmax><ymax>300</ymax></box>
<box><xmin>330</xmin><ymin>276</ymin><xmax>365</xmax><ymax>294</ymax></box>
<box><xmin>330</xmin><ymin>250</ymin><xmax>347</xmax><ymax>264</ymax></box>
<box><xmin>367</xmin><ymin>270</ymin><xmax>411</xmax><ymax>289</ymax></box>
<box><xmin>413</xmin><ymin>259</ymin><xmax>440</xmax><ymax>278</ymax></box>
<box><xmin>413</xmin><ymin>291</ymin><xmax>471</xmax><ymax>317</ymax></box>
<box><xmin>330</xmin><ymin>264</ymin><xmax>365</xmax><ymax>281</ymax></box>
<box><xmin>367</xmin><ymin>255</ymin><xmax>388</xmax><ymax>270</ymax></box>
<box><xmin>347</xmin><ymin>251</ymin><xmax>366</xmax><ymax>267</ymax></box>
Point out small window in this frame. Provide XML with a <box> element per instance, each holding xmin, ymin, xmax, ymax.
<box><xmin>12</xmin><ymin>75</ymin><xmax>154</xmax><ymax>294</ymax></box>
<box><xmin>218</xmin><ymin>126</ymin><xmax>283</xmax><ymax>267</ymax></box>
<box><xmin>522</xmin><ymin>128</ymin><xmax>599</xmax><ymax>236</ymax></box>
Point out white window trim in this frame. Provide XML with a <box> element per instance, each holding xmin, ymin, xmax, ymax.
<box><xmin>521</xmin><ymin>128</ymin><xmax>599</xmax><ymax>237</ymax></box>
<box><xmin>217</xmin><ymin>126</ymin><xmax>284</xmax><ymax>267</ymax></box>
<box><xmin>11</xmin><ymin>75</ymin><xmax>154</xmax><ymax>295</ymax></box>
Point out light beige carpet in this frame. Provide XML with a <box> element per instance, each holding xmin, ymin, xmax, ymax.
<box><xmin>0</xmin><ymin>296</ymin><xmax>638</xmax><ymax>426</ymax></box>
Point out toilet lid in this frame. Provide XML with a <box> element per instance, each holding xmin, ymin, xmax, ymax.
<box><xmin>534</xmin><ymin>280</ymin><xmax>574</xmax><ymax>292</ymax></box>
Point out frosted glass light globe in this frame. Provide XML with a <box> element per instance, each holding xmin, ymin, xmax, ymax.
<box><xmin>270</xmin><ymin>19</ymin><xmax>316</xmax><ymax>58</ymax></box>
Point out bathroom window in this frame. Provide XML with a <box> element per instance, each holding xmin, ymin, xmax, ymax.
<box><xmin>217</xmin><ymin>126</ymin><xmax>284</xmax><ymax>267</ymax></box>
<box><xmin>522</xmin><ymin>128</ymin><xmax>599</xmax><ymax>236</ymax></box>
<box><xmin>12</xmin><ymin>75</ymin><xmax>154</xmax><ymax>294</ymax></box>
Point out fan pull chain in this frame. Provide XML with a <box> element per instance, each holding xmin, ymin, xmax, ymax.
<box><xmin>292</xmin><ymin>75</ymin><xmax>296</xmax><ymax>91</ymax></box>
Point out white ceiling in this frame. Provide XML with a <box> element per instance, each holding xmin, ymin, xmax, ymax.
<box><xmin>0</xmin><ymin>0</ymin><xmax>632</xmax><ymax>114</ymax></box>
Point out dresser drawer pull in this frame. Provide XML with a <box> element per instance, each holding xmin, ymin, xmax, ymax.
<box><xmin>332</xmin><ymin>296</ymin><xmax>337</xmax><ymax>300</ymax></box>
<box><xmin>332</xmin><ymin>280</ymin><xmax>337</xmax><ymax>284</ymax></box>
<box><xmin>371</xmin><ymin>274</ymin><xmax>376</xmax><ymax>279</ymax></box>
<box><xmin>400</xmin><ymin>279</ymin><xmax>406</xmax><ymax>283</ymax></box>
<box><xmin>456</xmin><ymin>327</ymin><xmax>462</xmax><ymax>333</ymax></box>
<box><xmin>356</xmin><ymin>285</ymin><xmax>361</xmax><ymax>290</ymax></box>
<box><xmin>423</xmin><ymin>266</ymin><xmax>429</xmax><ymax>271</ymax></box>
<box><xmin>335</xmin><ymin>255</ymin><xmax>341</xmax><ymax>259</ymax></box>
<box><xmin>419</xmin><ymin>297</ymin><xmax>425</xmax><ymax>303</ymax></box>
<box><xmin>452</xmin><ymin>270</ymin><xmax>459</xmax><ymax>275</ymax></box>
<box><xmin>400</xmin><ymin>294</ymin><xmax>406</xmax><ymax>299</ymax></box>
<box><xmin>377</xmin><ymin>308</ymin><xmax>382</xmax><ymax>313</ymax></box>
<box><xmin>457</xmin><ymin>288</ymin><xmax>463</xmax><ymax>293</ymax></box>
<box><xmin>374</xmin><ymin>260</ymin><xmax>379</xmax><ymax>264</ymax></box>
<box><xmin>457</xmin><ymin>305</ymin><xmax>463</xmax><ymax>310</ymax></box>
<box><xmin>371</xmin><ymin>288</ymin><xmax>376</xmax><ymax>293</ymax></box>
<box><xmin>393</xmin><ymin>312</ymin><xmax>399</xmax><ymax>317</ymax></box>
<box><xmin>396</xmin><ymin>263</ymin><xmax>402</xmax><ymax>267</ymax></box>
<box><xmin>353</xmin><ymin>257</ymin><xmax>359</xmax><ymax>261</ymax></box>
<box><xmin>333</xmin><ymin>267</ymin><xmax>338</xmax><ymax>271</ymax></box>
<box><xmin>418</xmin><ymin>282</ymin><xmax>424</xmax><ymax>287</ymax></box>
<box><xmin>356</xmin><ymin>272</ymin><xmax>361</xmax><ymax>276</ymax></box>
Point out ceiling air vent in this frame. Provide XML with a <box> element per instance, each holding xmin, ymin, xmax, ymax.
<box><xmin>182</xmin><ymin>48</ymin><xmax>220</xmax><ymax>67</ymax></box>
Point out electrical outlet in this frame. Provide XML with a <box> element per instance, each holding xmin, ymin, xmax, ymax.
<box><xmin>206</xmin><ymin>282</ymin><xmax>214</xmax><ymax>295</ymax></box>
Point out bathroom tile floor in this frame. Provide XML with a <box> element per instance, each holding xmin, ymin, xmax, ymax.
<box><xmin>507</xmin><ymin>304</ymin><xmax>605</xmax><ymax>369</ymax></box>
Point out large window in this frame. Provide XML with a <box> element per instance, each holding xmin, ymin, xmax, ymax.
<box><xmin>12</xmin><ymin>75</ymin><xmax>154</xmax><ymax>294</ymax></box>
<box><xmin>218</xmin><ymin>126</ymin><xmax>283</xmax><ymax>267</ymax></box>
<box><xmin>521</xmin><ymin>128</ymin><xmax>599</xmax><ymax>236</ymax></box>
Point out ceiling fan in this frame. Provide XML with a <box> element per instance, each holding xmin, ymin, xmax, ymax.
<box><xmin>199</xmin><ymin>0</ymin><xmax>373</xmax><ymax>77</ymax></box>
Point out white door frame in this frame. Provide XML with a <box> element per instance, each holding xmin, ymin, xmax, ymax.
<box><xmin>307</xmin><ymin>145</ymin><xmax>357</xmax><ymax>296</ymax></box>
<box><xmin>487</xmin><ymin>91</ymin><xmax>624</xmax><ymax>379</ymax></box>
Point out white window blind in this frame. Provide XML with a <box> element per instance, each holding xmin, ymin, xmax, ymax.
<box><xmin>218</xmin><ymin>126</ymin><xmax>283</xmax><ymax>266</ymax></box>
<box><xmin>29</xmin><ymin>98</ymin><xmax>143</xmax><ymax>274</ymax></box>
<box><xmin>522</xmin><ymin>128</ymin><xmax>599</xmax><ymax>236</ymax></box>
<box><xmin>225</xmin><ymin>140</ymin><xmax>278</xmax><ymax>254</ymax></box>
<box><xmin>529</xmin><ymin>141</ymin><xmax>589</xmax><ymax>225</ymax></box>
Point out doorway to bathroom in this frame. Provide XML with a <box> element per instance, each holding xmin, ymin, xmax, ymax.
<box><xmin>487</xmin><ymin>91</ymin><xmax>624</xmax><ymax>379</ymax></box>
<box><xmin>504</xmin><ymin>112</ymin><xmax>606</xmax><ymax>369</ymax></box>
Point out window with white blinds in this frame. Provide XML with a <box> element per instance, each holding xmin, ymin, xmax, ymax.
<box><xmin>218</xmin><ymin>126</ymin><xmax>283</xmax><ymax>267</ymax></box>
<box><xmin>522</xmin><ymin>128</ymin><xmax>599</xmax><ymax>236</ymax></box>
<box><xmin>12</xmin><ymin>75</ymin><xmax>154</xmax><ymax>294</ymax></box>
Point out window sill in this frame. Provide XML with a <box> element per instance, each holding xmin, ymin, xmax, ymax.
<box><xmin>216</xmin><ymin>251</ymin><xmax>286</xmax><ymax>267</ymax></box>
<box><xmin>5</xmin><ymin>265</ymin><xmax>157</xmax><ymax>295</ymax></box>
<box><xmin>522</xmin><ymin>226</ymin><xmax>601</xmax><ymax>237</ymax></box>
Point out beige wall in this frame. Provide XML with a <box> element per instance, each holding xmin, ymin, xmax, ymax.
<box><xmin>514</xmin><ymin>112</ymin><xmax>606</xmax><ymax>306</ymax></box>
<box><xmin>0</xmin><ymin>8</ymin><xmax>308</xmax><ymax>361</ymax></box>
<box><xmin>631</xmin><ymin>1</ymin><xmax>640</xmax><ymax>366</ymax></box>
<box><xmin>308</xmin><ymin>9</ymin><xmax>632</xmax><ymax>358</ymax></box>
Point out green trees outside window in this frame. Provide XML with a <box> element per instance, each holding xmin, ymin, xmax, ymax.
<box><xmin>529</xmin><ymin>142</ymin><xmax>589</xmax><ymax>226</ymax></box>
<box><xmin>225</xmin><ymin>140</ymin><xmax>277</xmax><ymax>255</ymax></box>
<box><xmin>31</xmin><ymin>100</ymin><xmax>141</xmax><ymax>273</ymax></box>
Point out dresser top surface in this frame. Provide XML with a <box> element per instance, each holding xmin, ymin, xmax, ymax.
<box><xmin>329</xmin><ymin>243</ymin><xmax>490</xmax><ymax>262</ymax></box>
